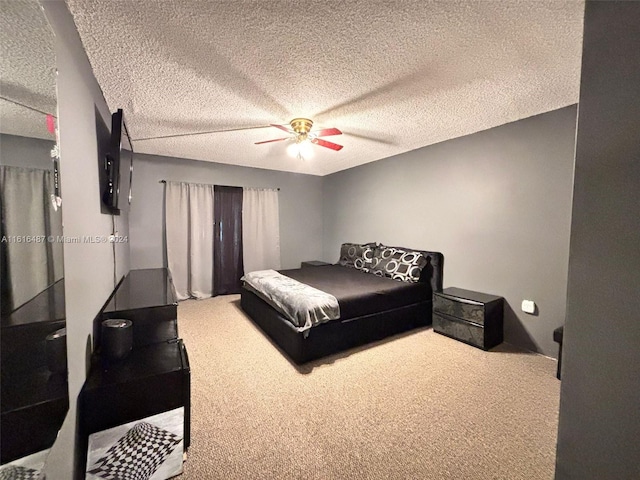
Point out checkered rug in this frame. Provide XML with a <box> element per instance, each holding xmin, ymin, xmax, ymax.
<box><xmin>0</xmin><ymin>465</ymin><xmax>42</xmax><ymax>480</ymax></box>
<box><xmin>88</xmin><ymin>422</ymin><xmax>181</xmax><ymax>480</ymax></box>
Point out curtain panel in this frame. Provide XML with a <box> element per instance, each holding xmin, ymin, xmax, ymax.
<box><xmin>242</xmin><ymin>188</ymin><xmax>281</xmax><ymax>274</ymax></box>
<box><xmin>164</xmin><ymin>183</ymin><xmax>281</xmax><ymax>300</ymax></box>
<box><xmin>213</xmin><ymin>186</ymin><xmax>244</xmax><ymax>295</ymax></box>
<box><xmin>165</xmin><ymin>181</ymin><xmax>214</xmax><ymax>300</ymax></box>
<box><xmin>0</xmin><ymin>166</ymin><xmax>63</xmax><ymax>311</ymax></box>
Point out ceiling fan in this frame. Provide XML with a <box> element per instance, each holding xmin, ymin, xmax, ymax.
<box><xmin>255</xmin><ymin>118</ymin><xmax>343</xmax><ymax>160</ymax></box>
<box><xmin>134</xmin><ymin>117</ymin><xmax>344</xmax><ymax>159</ymax></box>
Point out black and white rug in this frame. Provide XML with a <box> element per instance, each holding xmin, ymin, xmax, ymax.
<box><xmin>86</xmin><ymin>408</ymin><xmax>184</xmax><ymax>480</ymax></box>
<box><xmin>0</xmin><ymin>465</ymin><xmax>42</xmax><ymax>480</ymax></box>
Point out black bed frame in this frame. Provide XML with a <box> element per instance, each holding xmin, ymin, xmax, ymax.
<box><xmin>240</xmin><ymin>250</ymin><xmax>444</xmax><ymax>364</ymax></box>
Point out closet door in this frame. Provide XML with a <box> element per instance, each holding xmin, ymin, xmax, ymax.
<box><xmin>213</xmin><ymin>186</ymin><xmax>243</xmax><ymax>295</ymax></box>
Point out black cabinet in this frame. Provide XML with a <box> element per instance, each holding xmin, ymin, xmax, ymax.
<box><xmin>97</xmin><ymin>268</ymin><xmax>178</xmax><ymax>348</ymax></box>
<box><xmin>433</xmin><ymin>287</ymin><xmax>504</xmax><ymax>350</ymax></box>
<box><xmin>80</xmin><ymin>340</ymin><xmax>190</xmax><ymax>438</ymax></box>
<box><xmin>78</xmin><ymin>269</ymin><xmax>190</xmax><ymax>479</ymax></box>
<box><xmin>553</xmin><ymin>326</ymin><xmax>564</xmax><ymax>380</ymax></box>
<box><xmin>1</xmin><ymin>279</ymin><xmax>68</xmax><ymax>464</ymax></box>
<box><xmin>301</xmin><ymin>260</ymin><xmax>331</xmax><ymax>268</ymax></box>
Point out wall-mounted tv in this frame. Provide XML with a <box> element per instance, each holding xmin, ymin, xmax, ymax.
<box><xmin>99</xmin><ymin>108</ymin><xmax>133</xmax><ymax>215</ymax></box>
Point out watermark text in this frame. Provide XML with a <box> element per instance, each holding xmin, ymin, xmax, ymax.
<box><xmin>1</xmin><ymin>235</ymin><xmax>128</xmax><ymax>244</ymax></box>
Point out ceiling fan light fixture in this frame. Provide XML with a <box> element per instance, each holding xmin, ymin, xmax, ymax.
<box><xmin>287</xmin><ymin>139</ymin><xmax>314</xmax><ymax>160</ymax></box>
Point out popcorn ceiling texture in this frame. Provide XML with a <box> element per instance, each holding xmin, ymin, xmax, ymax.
<box><xmin>66</xmin><ymin>0</ymin><xmax>584</xmax><ymax>176</ymax></box>
<box><xmin>0</xmin><ymin>0</ymin><xmax>57</xmax><ymax>141</ymax></box>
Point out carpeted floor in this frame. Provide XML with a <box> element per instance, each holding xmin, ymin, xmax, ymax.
<box><xmin>177</xmin><ymin>295</ymin><xmax>560</xmax><ymax>480</ymax></box>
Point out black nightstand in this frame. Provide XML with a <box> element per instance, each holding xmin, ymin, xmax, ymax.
<box><xmin>433</xmin><ymin>287</ymin><xmax>504</xmax><ymax>350</ymax></box>
<box><xmin>301</xmin><ymin>260</ymin><xmax>331</xmax><ymax>268</ymax></box>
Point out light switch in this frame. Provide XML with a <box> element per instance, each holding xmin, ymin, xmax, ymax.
<box><xmin>522</xmin><ymin>300</ymin><xmax>536</xmax><ymax>314</ymax></box>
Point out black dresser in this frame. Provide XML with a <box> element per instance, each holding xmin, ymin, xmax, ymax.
<box><xmin>433</xmin><ymin>287</ymin><xmax>504</xmax><ymax>350</ymax></box>
<box><xmin>97</xmin><ymin>268</ymin><xmax>179</xmax><ymax>349</ymax></box>
<box><xmin>1</xmin><ymin>280</ymin><xmax>68</xmax><ymax>464</ymax></box>
<box><xmin>78</xmin><ymin>269</ymin><xmax>190</xmax><ymax>479</ymax></box>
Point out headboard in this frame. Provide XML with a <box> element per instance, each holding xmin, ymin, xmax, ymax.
<box><xmin>420</xmin><ymin>250</ymin><xmax>444</xmax><ymax>293</ymax></box>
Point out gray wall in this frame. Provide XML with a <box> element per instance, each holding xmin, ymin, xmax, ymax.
<box><xmin>555</xmin><ymin>2</ymin><xmax>640</xmax><ymax>479</ymax></box>
<box><xmin>323</xmin><ymin>106</ymin><xmax>577</xmax><ymax>357</ymax></box>
<box><xmin>0</xmin><ymin>133</ymin><xmax>55</xmax><ymax>169</ymax></box>
<box><xmin>42</xmin><ymin>2</ymin><xmax>130</xmax><ymax>478</ymax></box>
<box><xmin>129</xmin><ymin>153</ymin><xmax>324</xmax><ymax>271</ymax></box>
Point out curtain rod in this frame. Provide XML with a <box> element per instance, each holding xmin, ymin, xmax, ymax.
<box><xmin>159</xmin><ymin>180</ymin><xmax>279</xmax><ymax>191</ymax></box>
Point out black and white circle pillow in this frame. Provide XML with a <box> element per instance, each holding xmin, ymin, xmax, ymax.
<box><xmin>374</xmin><ymin>247</ymin><xmax>427</xmax><ymax>282</ymax></box>
<box><xmin>339</xmin><ymin>242</ymin><xmax>377</xmax><ymax>270</ymax></box>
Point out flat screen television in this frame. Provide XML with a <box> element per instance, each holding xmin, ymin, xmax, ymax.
<box><xmin>100</xmin><ymin>108</ymin><xmax>133</xmax><ymax>215</ymax></box>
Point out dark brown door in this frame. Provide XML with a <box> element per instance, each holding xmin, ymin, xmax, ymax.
<box><xmin>213</xmin><ymin>186</ymin><xmax>243</xmax><ymax>295</ymax></box>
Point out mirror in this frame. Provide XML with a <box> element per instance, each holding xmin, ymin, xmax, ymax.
<box><xmin>0</xmin><ymin>0</ymin><xmax>68</xmax><ymax>476</ymax></box>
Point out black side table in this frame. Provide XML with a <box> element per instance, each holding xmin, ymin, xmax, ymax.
<box><xmin>553</xmin><ymin>326</ymin><xmax>564</xmax><ymax>380</ymax></box>
<box><xmin>433</xmin><ymin>287</ymin><xmax>504</xmax><ymax>350</ymax></box>
<box><xmin>301</xmin><ymin>260</ymin><xmax>331</xmax><ymax>268</ymax></box>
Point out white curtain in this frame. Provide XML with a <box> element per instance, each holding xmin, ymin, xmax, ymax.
<box><xmin>165</xmin><ymin>182</ymin><xmax>214</xmax><ymax>300</ymax></box>
<box><xmin>242</xmin><ymin>188</ymin><xmax>281</xmax><ymax>274</ymax></box>
<box><xmin>0</xmin><ymin>166</ymin><xmax>63</xmax><ymax>311</ymax></box>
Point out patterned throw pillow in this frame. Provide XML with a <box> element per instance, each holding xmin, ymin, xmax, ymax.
<box><xmin>371</xmin><ymin>246</ymin><xmax>427</xmax><ymax>282</ymax></box>
<box><xmin>88</xmin><ymin>422</ymin><xmax>182</xmax><ymax>480</ymax></box>
<box><xmin>338</xmin><ymin>242</ymin><xmax>377</xmax><ymax>270</ymax></box>
<box><xmin>356</xmin><ymin>244</ymin><xmax>381</xmax><ymax>273</ymax></box>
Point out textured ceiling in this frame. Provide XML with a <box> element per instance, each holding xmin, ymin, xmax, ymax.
<box><xmin>0</xmin><ymin>0</ymin><xmax>57</xmax><ymax>141</ymax></box>
<box><xmin>67</xmin><ymin>0</ymin><xmax>584</xmax><ymax>176</ymax></box>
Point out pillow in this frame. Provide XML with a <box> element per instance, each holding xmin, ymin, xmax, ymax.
<box><xmin>338</xmin><ymin>242</ymin><xmax>377</xmax><ymax>269</ymax></box>
<box><xmin>356</xmin><ymin>244</ymin><xmax>381</xmax><ymax>273</ymax></box>
<box><xmin>87</xmin><ymin>422</ymin><xmax>182</xmax><ymax>480</ymax></box>
<box><xmin>371</xmin><ymin>245</ymin><xmax>427</xmax><ymax>283</ymax></box>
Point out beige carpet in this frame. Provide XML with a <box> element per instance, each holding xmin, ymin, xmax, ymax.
<box><xmin>177</xmin><ymin>295</ymin><xmax>560</xmax><ymax>480</ymax></box>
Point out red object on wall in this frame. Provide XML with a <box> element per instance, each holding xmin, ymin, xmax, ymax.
<box><xmin>46</xmin><ymin>114</ymin><xmax>55</xmax><ymax>134</ymax></box>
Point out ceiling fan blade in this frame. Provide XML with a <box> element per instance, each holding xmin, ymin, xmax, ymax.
<box><xmin>134</xmin><ymin>124</ymin><xmax>271</xmax><ymax>141</ymax></box>
<box><xmin>255</xmin><ymin>137</ymin><xmax>290</xmax><ymax>145</ymax></box>
<box><xmin>346</xmin><ymin>131</ymin><xmax>395</xmax><ymax>146</ymax></box>
<box><xmin>312</xmin><ymin>127</ymin><xmax>342</xmax><ymax>137</ymax></box>
<box><xmin>270</xmin><ymin>123</ymin><xmax>293</xmax><ymax>133</ymax></box>
<box><xmin>311</xmin><ymin>138</ymin><xmax>343</xmax><ymax>151</ymax></box>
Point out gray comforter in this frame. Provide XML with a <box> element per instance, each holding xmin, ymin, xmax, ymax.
<box><xmin>242</xmin><ymin>269</ymin><xmax>340</xmax><ymax>332</ymax></box>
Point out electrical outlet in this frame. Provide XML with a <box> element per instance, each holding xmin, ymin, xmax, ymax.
<box><xmin>521</xmin><ymin>300</ymin><xmax>536</xmax><ymax>314</ymax></box>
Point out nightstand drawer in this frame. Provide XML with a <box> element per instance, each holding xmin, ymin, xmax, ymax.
<box><xmin>433</xmin><ymin>312</ymin><xmax>486</xmax><ymax>349</ymax></box>
<box><xmin>433</xmin><ymin>294</ymin><xmax>485</xmax><ymax>325</ymax></box>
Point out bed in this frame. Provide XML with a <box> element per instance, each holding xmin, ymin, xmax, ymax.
<box><xmin>240</xmin><ymin>244</ymin><xmax>444</xmax><ymax>364</ymax></box>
